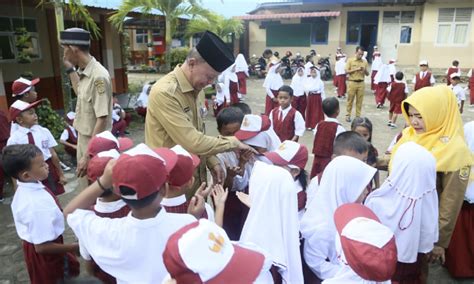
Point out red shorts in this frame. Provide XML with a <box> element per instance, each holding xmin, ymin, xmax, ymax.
<box><xmin>389</xmin><ymin>101</ymin><xmax>402</xmax><ymax>114</ymax></box>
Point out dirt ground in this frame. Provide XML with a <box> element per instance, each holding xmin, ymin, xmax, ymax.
<box><xmin>0</xmin><ymin>73</ymin><xmax>472</xmax><ymax>283</ymax></box>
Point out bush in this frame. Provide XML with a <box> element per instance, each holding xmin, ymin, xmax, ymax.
<box><xmin>169</xmin><ymin>47</ymin><xmax>189</xmax><ymax>69</ymax></box>
<box><xmin>36</xmin><ymin>99</ymin><xmax>66</xmax><ymax>139</ymax></box>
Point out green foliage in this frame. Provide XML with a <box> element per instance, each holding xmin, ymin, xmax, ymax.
<box><xmin>185</xmin><ymin>11</ymin><xmax>244</xmax><ymax>40</ymax></box>
<box><xmin>169</xmin><ymin>47</ymin><xmax>189</xmax><ymax>69</ymax></box>
<box><xmin>15</xmin><ymin>27</ymin><xmax>32</xmax><ymax>64</ymax></box>
<box><xmin>36</xmin><ymin>99</ymin><xmax>66</xmax><ymax>139</ymax></box>
<box><xmin>128</xmin><ymin>82</ymin><xmax>142</xmax><ymax>94</ymax></box>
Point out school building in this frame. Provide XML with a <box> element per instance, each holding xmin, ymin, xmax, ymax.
<box><xmin>237</xmin><ymin>0</ymin><xmax>473</xmax><ymax>69</ymax></box>
<box><xmin>0</xmin><ymin>0</ymin><xmax>128</xmax><ymax>113</ymax></box>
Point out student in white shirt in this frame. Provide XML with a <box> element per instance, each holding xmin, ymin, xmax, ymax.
<box><xmin>291</xmin><ymin>67</ymin><xmax>308</xmax><ymax>119</ymax></box>
<box><xmin>450</xmin><ymin>73</ymin><xmax>466</xmax><ymax>113</ymax></box>
<box><xmin>10</xmin><ymin>77</ymin><xmax>40</xmax><ymax>135</ymax></box>
<box><xmin>64</xmin><ymin>144</ymin><xmax>203</xmax><ymax>283</ymax></box>
<box><xmin>4</xmin><ymin>144</ymin><xmax>79</xmax><ymax>283</ymax></box>
<box><xmin>301</xmin><ymin>156</ymin><xmax>376</xmax><ymax>280</ymax></box>
<box><xmin>59</xmin><ymin>111</ymin><xmax>78</xmax><ymax>158</ymax></box>
<box><xmin>7</xmin><ymin>100</ymin><xmax>66</xmax><ymax>195</ymax></box>
<box><xmin>269</xmin><ymin>85</ymin><xmax>305</xmax><ymax>142</ymax></box>
<box><xmin>334</xmin><ymin>55</ymin><xmax>347</xmax><ymax>98</ymax></box>
<box><xmin>263</xmin><ymin>62</ymin><xmax>284</xmax><ymax>115</ymax></box>
<box><xmin>413</xmin><ymin>60</ymin><xmax>436</xmax><ymax>91</ymax></box>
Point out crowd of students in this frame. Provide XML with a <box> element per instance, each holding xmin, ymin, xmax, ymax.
<box><xmin>1</xmin><ymin>46</ymin><xmax>474</xmax><ymax>284</ymax></box>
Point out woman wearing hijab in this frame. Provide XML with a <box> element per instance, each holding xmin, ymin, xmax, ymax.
<box><xmin>263</xmin><ymin>62</ymin><xmax>284</xmax><ymax>116</ymax></box>
<box><xmin>304</xmin><ymin>67</ymin><xmax>326</xmax><ymax>130</ymax></box>
<box><xmin>240</xmin><ymin>161</ymin><xmax>304</xmax><ymax>283</ymax></box>
<box><xmin>235</xmin><ymin>54</ymin><xmax>249</xmax><ymax>97</ymax></box>
<box><xmin>445</xmin><ymin>121</ymin><xmax>474</xmax><ymax>278</ymax></box>
<box><xmin>291</xmin><ymin>67</ymin><xmax>307</xmax><ymax>120</ymax></box>
<box><xmin>221</xmin><ymin>64</ymin><xmax>239</xmax><ymax>105</ymax></box>
<box><xmin>365</xmin><ymin>142</ymin><xmax>439</xmax><ymax>283</ymax></box>
<box><xmin>301</xmin><ymin>156</ymin><xmax>377</xmax><ymax>280</ymax></box>
<box><xmin>374</xmin><ymin>64</ymin><xmax>391</xmax><ymax>108</ymax></box>
<box><xmin>390</xmin><ymin>85</ymin><xmax>473</xmax><ymax>267</ymax></box>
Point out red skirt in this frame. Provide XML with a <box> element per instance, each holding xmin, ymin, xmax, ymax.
<box><xmin>336</xmin><ymin>75</ymin><xmax>346</xmax><ymax>97</ymax></box>
<box><xmin>469</xmin><ymin>81</ymin><xmax>474</xmax><ymax>104</ymax></box>
<box><xmin>305</xmin><ymin>93</ymin><xmax>324</xmax><ymax>129</ymax></box>
<box><xmin>375</xmin><ymin>82</ymin><xmax>389</xmax><ymax>105</ymax></box>
<box><xmin>391</xmin><ymin>253</ymin><xmax>425</xmax><ymax>284</ymax></box>
<box><xmin>223</xmin><ymin>190</ymin><xmax>249</xmax><ymax>241</ymax></box>
<box><xmin>265</xmin><ymin>90</ymin><xmax>279</xmax><ymax>116</ymax></box>
<box><xmin>214</xmin><ymin>102</ymin><xmax>228</xmax><ymax>117</ymax></box>
<box><xmin>292</xmin><ymin>95</ymin><xmax>307</xmax><ymax>120</ymax></box>
<box><xmin>390</xmin><ymin>101</ymin><xmax>402</xmax><ymax>114</ymax></box>
<box><xmin>42</xmin><ymin>159</ymin><xmax>64</xmax><ymax>195</ymax></box>
<box><xmin>371</xmin><ymin>70</ymin><xmax>378</xmax><ymax>91</ymax></box>
<box><xmin>445</xmin><ymin>202</ymin><xmax>474</xmax><ymax>278</ymax></box>
<box><xmin>22</xmin><ymin>235</ymin><xmax>80</xmax><ymax>284</ymax></box>
<box><xmin>136</xmin><ymin>106</ymin><xmax>147</xmax><ymax>118</ymax></box>
<box><xmin>237</xmin><ymin>72</ymin><xmax>247</xmax><ymax>95</ymax></box>
<box><xmin>112</xmin><ymin>119</ymin><xmax>127</xmax><ymax>137</ymax></box>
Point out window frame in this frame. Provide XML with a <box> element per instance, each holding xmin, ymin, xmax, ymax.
<box><xmin>0</xmin><ymin>16</ymin><xmax>41</xmax><ymax>63</ymax></box>
<box><xmin>435</xmin><ymin>8</ymin><xmax>472</xmax><ymax>46</ymax></box>
<box><xmin>399</xmin><ymin>24</ymin><xmax>414</xmax><ymax>45</ymax></box>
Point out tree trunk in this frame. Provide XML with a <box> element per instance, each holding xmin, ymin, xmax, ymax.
<box><xmin>164</xmin><ymin>17</ymin><xmax>172</xmax><ymax>72</ymax></box>
<box><xmin>54</xmin><ymin>0</ymin><xmax>73</xmax><ymax>111</ymax></box>
<box><xmin>147</xmin><ymin>28</ymin><xmax>154</xmax><ymax>67</ymax></box>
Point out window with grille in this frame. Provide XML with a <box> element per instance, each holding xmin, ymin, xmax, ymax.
<box><xmin>437</xmin><ymin>8</ymin><xmax>472</xmax><ymax>45</ymax></box>
<box><xmin>0</xmin><ymin>17</ymin><xmax>40</xmax><ymax>61</ymax></box>
<box><xmin>382</xmin><ymin>11</ymin><xmax>415</xmax><ymax>44</ymax></box>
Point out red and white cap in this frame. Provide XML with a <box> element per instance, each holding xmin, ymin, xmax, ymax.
<box><xmin>112</xmin><ymin>143</ymin><xmax>178</xmax><ymax>200</ymax></box>
<box><xmin>87</xmin><ymin>131</ymin><xmax>134</xmax><ymax>157</ymax></box>
<box><xmin>12</xmin><ymin>77</ymin><xmax>40</xmax><ymax>97</ymax></box>
<box><xmin>373</xmin><ymin>51</ymin><xmax>381</xmax><ymax>56</ymax></box>
<box><xmin>168</xmin><ymin>145</ymin><xmax>201</xmax><ymax>187</ymax></box>
<box><xmin>234</xmin><ymin>114</ymin><xmax>271</xmax><ymax>141</ymax></box>
<box><xmin>264</xmin><ymin>140</ymin><xmax>308</xmax><ymax>169</ymax></box>
<box><xmin>87</xmin><ymin>149</ymin><xmax>120</xmax><ymax>182</ymax></box>
<box><xmin>66</xmin><ymin>111</ymin><xmax>76</xmax><ymax>121</ymax></box>
<box><xmin>336</xmin><ymin>54</ymin><xmax>344</xmax><ymax>59</ymax></box>
<box><xmin>9</xmin><ymin>99</ymin><xmax>43</xmax><ymax>121</ymax></box>
<box><xmin>163</xmin><ymin>219</ymin><xmax>265</xmax><ymax>284</ymax></box>
<box><xmin>389</xmin><ymin>59</ymin><xmax>396</xmax><ymax>64</ymax></box>
<box><xmin>450</xmin><ymin>72</ymin><xmax>461</xmax><ymax>79</ymax></box>
<box><xmin>334</xmin><ymin>203</ymin><xmax>397</xmax><ymax>282</ymax></box>
<box><xmin>419</xmin><ymin>60</ymin><xmax>428</xmax><ymax>66</ymax></box>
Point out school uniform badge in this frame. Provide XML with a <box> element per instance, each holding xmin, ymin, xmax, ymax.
<box><xmin>94</xmin><ymin>79</ymin><xmax>106</xmax><ymax>95</ymax></box>
<box><xmin>459</xmin><ymin>166</ymin><xmax>470</xmax><ymax>180</ymax></box>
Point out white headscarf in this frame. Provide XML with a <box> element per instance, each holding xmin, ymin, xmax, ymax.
<box><xmin>214</xmin><ymin>83</ymin><xmax>229</xmax><ymax>106</ymax></box>
<box><xmin>222</xmin><ymin>64</ymin><xmax>238</xmax><ymax>83</ymax></box>
<box><xmin>243</xmin><ymin>128</ymin><xmax>281</xmax><ymax>152</ymax></box>
<box><xmin>463</xmin><ymin>121</ymin><xmax>474</xmax><ymax>203</ymax></box>
<box><xmin>304</xmin><ymin>61</ymin><xmax>314</xmax><ymax>77</ymax></box>
<box><xmin>374</xmin><ymin>64</ymin><xmax>391</xmax><ymax>84</ymax></box>
<box><xmin>371</xmin><ymin>55</ymin><xmax>383</xmax><ymax>72</ymax></box>
<box><xmin>240</xmin><ymin>161</ymin><xmax>304</xmax><ymax>283</ymax></box>
<box><xmin>235</xmin><ymin>53</ymin><xmax>249</xmax><ymax>76</ymax></box>
<box><xmin>304</xmin><ymin>69</ymin><xmax>324</xmax><ymax>95</ymax></box>
<box><xmin>263</xmin><ymin>63</ymin><xmax>283</xmax><ymax>90</ymax></box>
<box><xmin>291</xmin><ymin>67</ymin><xmax>305</xmax><ymax>97</ymax></box>
<box><xmin>365</xmin><ymin>142</ymin><xmax>438</xmax><ymax>263</ymax></box>
<box><xmin>388</xmin><ymin>62</ymin><xmax>397</xmax><ymax>76</ymax></box>
<box><xmin>301</xmin><ymin>156</ymin><xmax>377</xmax><ymax>268</ymax></box>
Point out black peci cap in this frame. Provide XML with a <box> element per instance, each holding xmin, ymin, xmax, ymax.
<box><xmin>196</xmin><ymin>31</ymin><xmax>235</xmax><ymax>72</ymax></box>
<box><xmin>60</xmin><ymin>28</ymin><xmax>90</xmax><ymax>46</ymax></box>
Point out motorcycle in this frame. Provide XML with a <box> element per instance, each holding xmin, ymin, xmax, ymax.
<box><xmin>280</xmin><ymin>55</ymin><xmax>293</xmax><ymax>79</ymax></box>
<box><xmin>318</xmin><ymin>56</ymin><xmax>332</xmax><ymax>81</ymax></box>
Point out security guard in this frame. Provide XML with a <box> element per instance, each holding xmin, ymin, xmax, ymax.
<box><xmin>345</xmin><ymin>46</ymin><xmax>369</xmax><ymax>122</ymax></box>
<box><xmin>61</xmin><ymin>28</ymin><xmax>112</xmax><ymax>189</ymax></box>
<box><xmin>145</xmin><ymin>31</ymin><xmax>255</xmax><ymax>187</ymax></box>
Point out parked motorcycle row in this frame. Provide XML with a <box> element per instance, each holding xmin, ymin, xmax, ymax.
<box><xmin>248</xmin><ymin>50</ymin><xmax>333</xmax><ymax>81</ymax></box>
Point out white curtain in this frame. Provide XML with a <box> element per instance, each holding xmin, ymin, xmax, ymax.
<box><xmin>453</xmin><ymin>24</ymin><xmax>468</xmax><ymax>44</ymax></box>
<box><xmin>436</xmin><ymin>24</ymin><xmax>451</xmax><ymax>44</ymax></box>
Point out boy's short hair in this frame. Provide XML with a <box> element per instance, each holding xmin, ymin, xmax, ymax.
<box><xmin>216</xmin><ymin>107</ymin><xmax>244</xmax><ymax>131</ymax></box>
<box><xmin>452</xmin><ymin>60</ymin><xmax>459</xmax><ymax>66</ymax></box>
<box><xmin>263</xmin><ymin>49</ymin><xmax>273</xmax><ymax>56</ymax></box>
<box><xmin>232</xmin><ymin>102</ymin><xmax>252</xmax><ymax>115</ymax></box>
<box><xmin>119</xmin><ymin>186</ymin><xmax>159</xmax><ymax>209</ymax></box>
<box><xmin>395</xmin><ymin>71</ymin><xmax>404</xmax><ymax>81</ymax></box>
<box><xmin>322</xmin><ymin>97</ymin><xmax>339</xmax><ymax>117</ymax></box>
<box><xmin>333</xmin><ymin>131</ymin><xmax>369</xmax><ymax>156</ymax></box>
<box><xmin>2</xmin><ymin>144</ymin><xmax>42</xmax><ymax>179</ymax></box>
<box><xmin>278</xmin><ymin>85</ymin><xmax>294</xmax><ymax>97</ymax></box>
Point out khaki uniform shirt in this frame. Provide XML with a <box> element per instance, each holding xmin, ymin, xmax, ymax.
<box><xmin>345</xmin><ymin>57</ymin><xmax>368</xmax><ymax>81</ymax></box>
<box><xmin>145</xmin><ymin>66</ymin><xmax>239</xmax><ymax>182</ymax></box>
<box><xmin>73</xmin><ymin>57</ymin><xmax>112</xmax><ymax>137</ymax></box>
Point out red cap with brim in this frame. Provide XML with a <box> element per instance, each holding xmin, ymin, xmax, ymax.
<box><xmin>9</xmin><ymin>99</ymin><xmax>43</xmax><ymax>121</ymax></box>
<box><xmin>87</xmin><ymin>132</ymin><xmax>134</xmax><ymax>157</ymax></box>
<box><xmin>168</xmin><ymin>145</ymin><xmax>201</xmax><ymax>187</ymax></box>
<box><xmin>264</xmin><ymin>141</ymin><xmax>309</xmax><ymax>169</ymax></box>
<box><xmin>12</xmin><ymin>77</ymin><xmax>40</xmax><ymax>97</ymax></box>
<box><xmin>234</xmin><ymin>114</ymin><xmax>271</xmax><ymax>141</ymax></box>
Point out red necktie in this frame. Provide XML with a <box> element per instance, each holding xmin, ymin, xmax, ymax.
<box><xmin>27</xmin><ymin>131</ymin><xmax>35</xmax><ymax>145</ymax></box>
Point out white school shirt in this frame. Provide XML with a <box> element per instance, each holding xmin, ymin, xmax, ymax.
<box><xmin>67</xmin><ymin>208</ymin><xmax>196</xmax><ymax>284</ymax></box>
<box><xmin>160</xmin><ymin>195</ymin><xmax>215</xmax><ymax>222</ymax></box>
<box><xmin>451</xmin><ymin>84</ymin><xmax>466</xmax><ymax>105</ymax></box>
<box><xmin>7</xmin><ymin>124</ymin><xmax>57</xmax><ymax>160</ymax></box>
<box><xmin>387</xmin><ymin>79</ymin><xmax>409</xmax><ymax>94</ymax></box>
<box><xmin>269</xmin><ymin>106</ymin><xmax>306</xmax><ymax>137</ymax></box>
<box><xmin>412</xmin><ymin>71</ymin><xmax>436</xmax><ymax>85</ymax></box>
<box><xmin>468</xmin><ymin>69</ymin><xmax>473</xmax><ymax>78</ymax></box>
<box><xmin>94</xmin><ymin>198</ymin><xmax>128</xmax><ymax>214</ymax></box>
<box><xmin>11</xmin><ymin>181</ymin><xmax>64</xmax><ymax>244</ymax></box>
<box><xmin>335</xmin><ymin>59</ymin><xmax>346</xmax><ymax>76</ymax></box>
<box><xmin>313</xmin><ymin>117</ymin><xmax>346</xmax><ymax>137</ymax></box>
<box><xmin>10</xmin><ymin>122</ymin><xmax>19</xmax><ymax>135</ymax></box>
<box><xmin>59</xmin><ymin>125</ymin><xmax>77</xmax><ymax>142</ymax></box>
<box><xmin>306</xmin><ymin>176</ymin><xmax>320</xmax><ymax>211</ymax></box>
<box><xmin>112</xmin><ymin>103</ymin><xmax>123</xmax><ymax>122</ymax></box>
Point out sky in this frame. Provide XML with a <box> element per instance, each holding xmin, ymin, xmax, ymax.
<box><xmin>200</xmin><ymin>0</ymin><xmax>259</xmax><ymax>17</ymax></box>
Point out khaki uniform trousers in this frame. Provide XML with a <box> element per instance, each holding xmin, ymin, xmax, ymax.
<box><xmin>346</xmin><ymin>81</ymin><xmax>365</xmax><ymax>118</ymax></box>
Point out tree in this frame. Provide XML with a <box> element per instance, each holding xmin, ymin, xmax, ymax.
<box><xmin>109</xmin><ymin>0</ymin><xmax>205</xmax><ymax>72</ymax></box>
<box><xmin>185</xmin><ymin>11</ymin><xmax>243</xmax><ymax>41</ymax></box>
